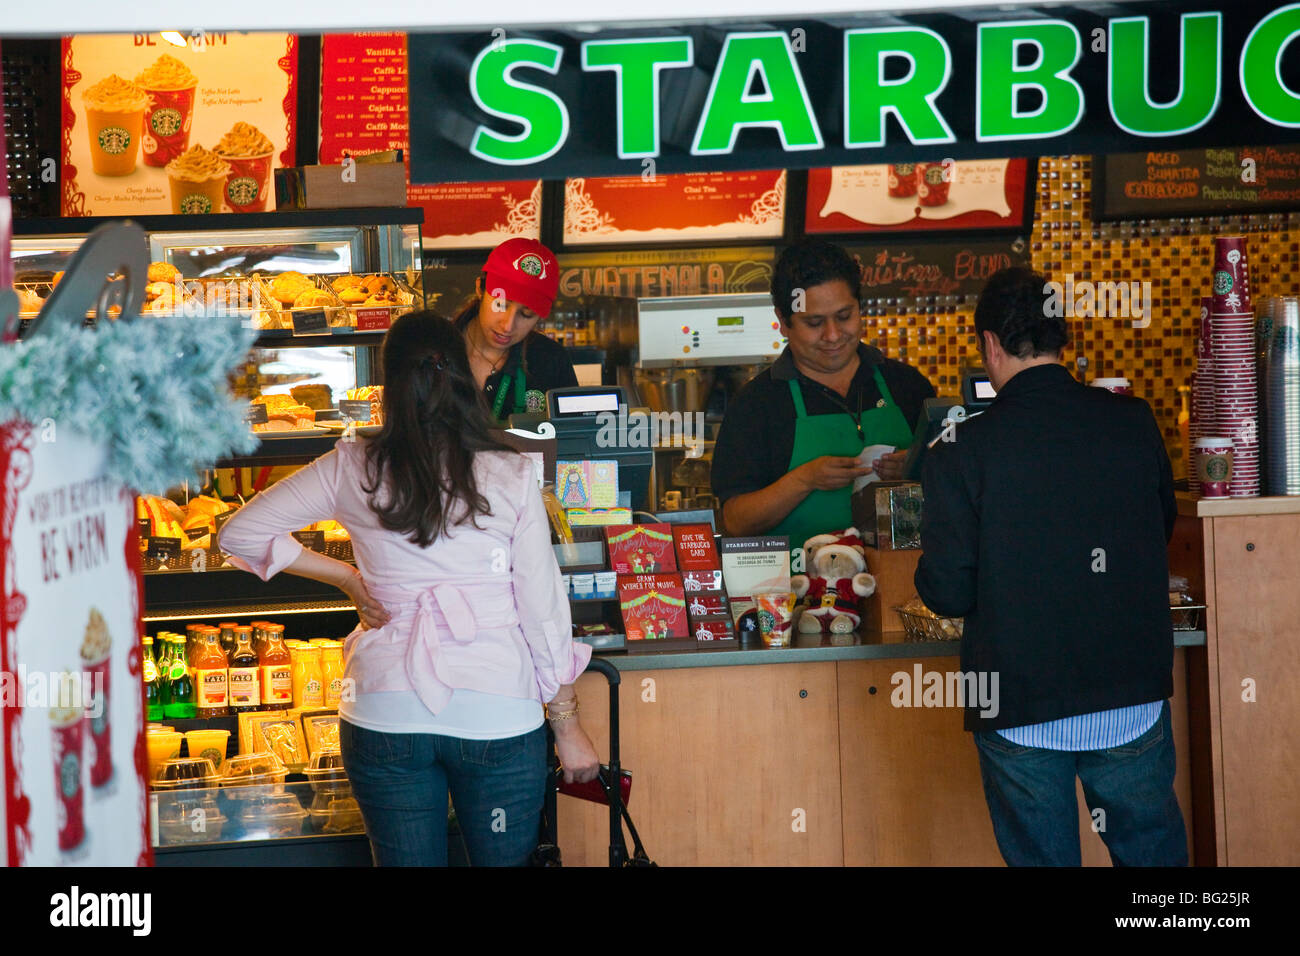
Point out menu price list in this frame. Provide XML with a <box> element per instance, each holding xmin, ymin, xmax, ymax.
<box><xmin>1097</xmin><ymin>147</ymin><xmax>1300</xmax><ymax>220</ymax></box>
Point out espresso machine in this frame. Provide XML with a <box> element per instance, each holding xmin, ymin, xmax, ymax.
<box><xmin>633</xmin><ymin>293</ymin><xmax>785</xmax><ymax>516</ymax></box>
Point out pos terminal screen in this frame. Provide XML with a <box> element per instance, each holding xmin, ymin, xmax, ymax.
<box><xmin>553</xmin><ymin>391</ymin><xmax>621</xmax><ymax>416</ymax></box>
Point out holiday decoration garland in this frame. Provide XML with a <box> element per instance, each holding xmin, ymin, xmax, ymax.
<box><xmin>0</xmin><ymin>314</ymin><xmax>258</xmax><ymax>493</ymax></box>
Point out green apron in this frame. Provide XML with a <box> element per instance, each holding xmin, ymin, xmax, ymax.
<box><xmin>771</xmin><ymin>366</ymin><xmax>915</xmax><ymax>555</ymax></box>
<box><xmin>490</xmin><ymin>366</ymin><xmax>527</xmax><ymax>422</ymax></box>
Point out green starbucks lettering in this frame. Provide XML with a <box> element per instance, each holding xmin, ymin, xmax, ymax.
<box><xmin>1240</xmin><ymin>3</ymin><xmax>1300</xmax><ymax>127</ymax></box>
<box><xmin>582</xmin><ymin>37</ymin><xmax>693</xmax><ymax>157</ymax></box>
<box><xmin>1109</xmin><ymin>14</ymin><xmax>1221</xmax><ymax>136</ymax></box>
<box><xmin>692</xmin><ymin>32</ymin><xmax>822</xmax><ymax>154</ymax></box>
<box><xmin>469</xmin><ymin>39</ymin><xmax>569</xmax><ymax>164</ymax></box>
<box><xmin>844</xmin><ymin>28</ymin><xmax>955</xmax><ymax>147</ymax></box>
<box><xmin>977</xmin><ymin>21</ymin><xmax>1083</xmax><ymax>141</ymax></box>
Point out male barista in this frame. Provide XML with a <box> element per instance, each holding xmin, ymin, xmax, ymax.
<box><xmin>712</xmin><ymin>239</ymin><xmax>935</xmax><ymax>546</ymax></box>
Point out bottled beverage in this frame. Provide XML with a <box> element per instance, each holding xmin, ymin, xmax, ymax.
<box><xmin>185</xmin><ymin>624</ymin><xmax>202</xmax><ymax>668</ymax></box>
<box><xmin>259</xmin><ymin>625</ymin><xmax>293</xmax><ymax>710</ymax></box>
<box><xmin>154</xmin><ymin>633</ymin><xmax>173</xmax><ymax>711</ymax></box>
<box><xmin>250</xmin><ymin>621</ymin><xmax>271</xmax><ymax>657</ymax></box>
<box><xmin>295</xmin><ymin>644</ymin><xmax>324</xmax><ymax>709</ymax></box>
<box><xmin>219</xmin><ymin>622</ymin><xmax>239</xmax><ymax>658</ymax></box>
<box><xmin>320</xmin><ymin>640</ymin><xmax>344</xmax><ymax>708</ymax></box>
<box><xmin>227</xmin><ymin>628</ymin><xmax>261</xmax><ymax>713</ymax></box>
<box><xmin>194</xmin><ymin>629</ymin><xmax>230</xmax><ymax>718</ymax></box>
<box><xmin>142</xmin><ymin>637</ymin><xmax>163</xmax><ymax>721</ymax></box>
<box><xmin>163</xmin><ymin>636</ymin><xmax>197</xmax><ymax>719</ymax></box>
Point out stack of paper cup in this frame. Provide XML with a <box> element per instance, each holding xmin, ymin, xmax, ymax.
<box><xmin>1265</xmin><ymin>297</ymin><xmax>1300</xmax><ymax>495</ymax></box>
<box><xmin>1188</xmin><ymin>299</ymin><xmax>1215</xmax><ymax>499</ymax></box>
<box><xmin>1209</xmin><ymin>237</ymin><xmax>1259</xmax><ymax>497</ymax></box>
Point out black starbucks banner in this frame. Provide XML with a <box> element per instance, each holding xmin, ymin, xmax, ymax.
<box><xmin>408</xmin><ymin>0</ymin><xmax>1300</xmax><ymax>184</ymax></box>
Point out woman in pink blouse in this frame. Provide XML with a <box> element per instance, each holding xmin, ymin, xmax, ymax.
<box><xmin>220</xmin><ymin>311</ymin><xmax>600</xmax><ymax>867</ymax></box>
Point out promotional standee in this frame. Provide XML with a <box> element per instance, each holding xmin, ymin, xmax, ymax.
<box><xmin>0</xmin><ymin>223</ymin><xmax>256</xmax><ymax>866</ymax></box>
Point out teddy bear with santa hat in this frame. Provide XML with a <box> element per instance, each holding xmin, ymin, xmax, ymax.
<box><xmin>790</xmin><ymin>528</ymin><xmax>877</xmax><ymax>634</ymax></box>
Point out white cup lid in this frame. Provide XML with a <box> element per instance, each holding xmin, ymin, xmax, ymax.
<box><xmin>1194</xmin><ymin>437</ymin><xmax>1235</xmax><ymax>448</ymax></box>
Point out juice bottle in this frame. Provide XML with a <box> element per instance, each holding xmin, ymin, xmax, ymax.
<box><xmin>320</xmin><ymin>641</ymin><xmax>345</xmax><ymax>708</ymax></box>
<box><xmin>227</xmin><ymin>627</ymin><xmax>261</xmax><ymax>713</ymax></box>
<box><xmin>164</xmin><ymin>636</ymin><xmax>197</xmax><ymax>719</ymax></box>
<box><xmin>250</xmin><ymin>621</ymin><xmax>271</xmax><ymax>657</ymax></box>
<box><xmin>259</xmin><ymin>625</ymin><xmax>293</xmax><ymax>711</ymax></box>
<box><xmin>185</xmin><ymin>624</ymin><xmax>203</xmax><ymax>668</ymax></box>
<box><xmin>194</xmin><ymin>629</ymin><xmax>230</xmax><ymax>718</ymax></box>
<box><xmin>142</xmin><ymin>636</ymin><xmax>163</xmax><ymax>721</ymax></box>
<box><xmin>298</xmin><ymin>644</ymin><xmax>325</xmax><ymax>709</ymax></box>
<box><xmin>219</xmin><ymin>622</ymin><xmax>239</xmax><ymax>658</ymax></box>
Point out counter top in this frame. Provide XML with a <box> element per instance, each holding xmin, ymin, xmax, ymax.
<box><xmin>1177</xmin><ymin>492</ymin><xmax>1300</xmax><ymax>517</ymax></box>
<box><xmin>596</xmin><ymin>629</ymin><xmax>1206</xmax><ymax>671</ymax></box>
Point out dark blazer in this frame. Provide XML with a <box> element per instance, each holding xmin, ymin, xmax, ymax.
<box><xmin>915</xmin><ymin>363</ymin><xmax>1176</xmax><ymax>731</ymax></box>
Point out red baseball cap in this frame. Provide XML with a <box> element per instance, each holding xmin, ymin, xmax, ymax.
<box><xmin>482</xmin><ymin>238</ymin><xmax>560</xmax><ymax>320</ymax></box>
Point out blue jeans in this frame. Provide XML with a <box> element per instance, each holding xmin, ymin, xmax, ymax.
<box><xmin>339</xmin><ymin>719</ymin><xmax>547</xmax><ymax>867</ymax></box>
<box><xmin>973</xmin><ymin>701</ymin><xmax>1188</xmax><ymax>866</ymax></box>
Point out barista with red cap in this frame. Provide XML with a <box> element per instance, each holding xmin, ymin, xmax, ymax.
<box><xmin>455</xmin><ymin>238</ymin><xmax>579</xmax><ymax>420</ymax></box>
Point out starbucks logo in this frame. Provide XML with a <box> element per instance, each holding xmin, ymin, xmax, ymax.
<box><xmin>525</xmin><ymin>389</ymin><xmax>546</xmax><ymax>412</ymax></box>
<box><xmin>757</xmin><ymin>609</ymin><xmax>775</xmax><ymax>632</ymax></box>
<box><xmin>226</xmin><ymin>176</ymin><xmax>260</xmax><ymax>206</ymax></box>
<box><xmin>60</xmin><ymin>753</ymin><xmax>80</xmax><ymax>799</ymax></box>
<box><xmin>151</xmin><ymin>107</ymin><xmax>183</xmax><ymax>137</ymax></box>
<box><xmin>1205</xmin><ymin>457</ymin><xmax>1230</xmax><ymax>481</ymax></box>
<box><xmin>1214</xmin><ymin>271</ymin><xmax>1233</xmax><ymax>294</ymax></box>
<box><xmin>179</xmin><ymin>193</ymin><xmax>213</xmax><ymax>215</ymax></box>
<box><xmin>199</xmin><ymin>747</ymin><xmax>222</xmax><ymax>765</ymax></box>
<box><xmin>924</xmin><ymin>166</ymin><xmax>946</xmax><ymax>185</ymax></box>
<box><xmin>515</xmin><ymin>253</ymin><xmax>545</xmax><ymax>278</ymax></box>
<box><xmin>894</xmin><ymin>163</ymin><xmax>914</xmax><ymax>175</ymax></box>
<box><xmin>97</xmin><ymin>126</ymin><xmax>131</xmax><ymax>155</ymax></box>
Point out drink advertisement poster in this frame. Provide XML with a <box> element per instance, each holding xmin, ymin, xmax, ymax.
<box><xmin>564</xmin><ymin>170</ymin><xmax>786</xmax><ymax>245</ymax></box>
<box><xmin>805</xmin><ymin>159</ymin><xmax>1029</xmax><ymax>235</ymax></box>
<box><xmin>61</xmin><ymin>33</ymin><xmax>298</xmax><ymax>217</ymax></box>
<box><xmin>319</xmin><ymin>33</ymin><xmax>540</xmax><ymax>249</ymax></box>
<box><xmin>0</xmin><ymin>425</ymin><xmax>148</xmax><ymax>866</ymax></box>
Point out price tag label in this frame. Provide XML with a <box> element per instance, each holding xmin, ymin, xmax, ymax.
<box><xmin>184</xmin><ymin>526</ymin><xmax>210</xmax><ymax>542</ymax></box>
<box><xmin>355</xmin><ymin>308</ymin><xmax>391</xmax><ymax>332</ymax></box>
<box><xmin>137</xmin><ymin>519</ymin><xmax>151</xmax><ymax>539</ymax></box>
<box><xmin>245</xmin><ymin>404</ymin><xmax>269</xmax><ymax>425</ymax></box>
<box><xmin>146</xmin><ymin>537</ymin><xmax>182</xmax><ymax>559</ymax></box>
<box><xmin>339</xmin><ymin>400</ymin><xmax>371</xmax><ymax>423</ymax></box>
<box><xmin>213</xmin><ymin>510</ymin><xmax>234</xmax><ymax>541</ymax></box>
<box><xmin>291</xmin><ymin>308</ymin><xmax>330</xmax><ymax>336</ymax></box>
<box><xmin>292</xmin><ymin>530</ymin><xmax>325</xmax><ymax>551</ymax></box>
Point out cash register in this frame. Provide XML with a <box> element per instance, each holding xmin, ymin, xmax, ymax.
<box><xmin>506</xmin><ymin>385</ymin><xmax>654</xmax><ymax>512</ymax></box>
<box><xmin>902</xmin><ymin>367</ymin><xmax>998</xmax><ymax>480</ymax></box>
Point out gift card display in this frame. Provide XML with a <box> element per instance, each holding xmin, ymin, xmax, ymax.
<box><xmin>605</xmin><ymin>524</ymin><xmax>677</xmax><ymax>574</ymax></box>
<box><xmin>720</xmin><ymin>536</ymin><xmax>791</xmax><ymax>597</ymax></box>
<box><xmin>617</xmin><ymin>574</ymin><xmax>688</xmax><ymax>640</ymax></box>
<box><xmin>555</xmin><ymin>460</ymin><xmax>619</xmax><ymax>508</ymax></box>
<box><xmin>673</xmin><ymin>523</ymin><xmax>721</xmax><ymax>571</ymax></box>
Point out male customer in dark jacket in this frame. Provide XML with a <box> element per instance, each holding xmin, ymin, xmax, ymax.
<box><xmin>915</xmin><ymin>266</ymin><xmax>1185</xmax><ymax>866</ymax></box>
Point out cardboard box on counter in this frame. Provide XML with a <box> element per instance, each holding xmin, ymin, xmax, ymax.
<box><xmin>861</xmin><ymin>545</ymin><xmax>923</xmax><ymax>635</ymax></box>
<box><xmin>275</xmin><ymin>159</ymin><xmax>407</xmax><ymax>210</ymax></box>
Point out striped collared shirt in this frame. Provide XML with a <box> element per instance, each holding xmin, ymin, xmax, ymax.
<box><xmin>996</xmin><ymin>701</ymin><xmax>1163</xmax><ymax>751</ymax></box>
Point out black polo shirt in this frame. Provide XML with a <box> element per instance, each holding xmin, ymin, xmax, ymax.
<box><xmin>711</xmin><ymin>343</ymin><xmax>936</xmax><ymax>508</ymax></box>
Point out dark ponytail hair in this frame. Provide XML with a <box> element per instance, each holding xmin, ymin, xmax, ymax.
<box><xmin>362</xmin><ymin>310</ymin><xmax>513</xmax><ymax>548</ymax></box>
<box><xmin>973</xmin><ymin>266</ymin><xmax>1070</xmax><ymax>359</ymax></box>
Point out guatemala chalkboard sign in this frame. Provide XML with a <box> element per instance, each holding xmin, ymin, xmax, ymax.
<box><xmin>1094</xmin><ymin>146</ymin><xmax>1300</xmax><ymax>221</ymax></box>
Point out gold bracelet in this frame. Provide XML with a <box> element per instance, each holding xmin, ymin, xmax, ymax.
<box><xmin>547</xmin><ymin>708</ymin><xmax>579</xmax><ymax>721</ymax></box>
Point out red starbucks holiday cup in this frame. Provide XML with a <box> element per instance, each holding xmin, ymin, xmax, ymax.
<box><xmin>1211</xmin><ymin>236</ymin><xmax>1251</xmax><ymax>314</ymax></box>
<box><xmin>50</xmin><ymin>707</ymin><xmax>86</xmax><ymax>851</ymax></box>
<box><xmin>222</xmin><ymin>151</ymin><xmax>275</xmax><ymax>213</ymax></box>
<box><xmin>1194</xmin><ymin>437</ymin><xmax>1234</xmax><ymax>498</ymax></box>
<box><xmin>888</xmin><ymin>163</ymin><xmax>917</xmax><ymax>198</ymax></box>
<box><xmin>916</xmin><ymin>162</ymin><xmax>952</xmax><ymax>206</ymax></box>
<box><xmin>141</xmin><ymin>84</ymin><xmax>197</xmax><ymax>167</ymax></box>
<box><xmin>1091</xmin><ymin>377</ymin><xmax>1133</xmax><ymax>395</ymax></box>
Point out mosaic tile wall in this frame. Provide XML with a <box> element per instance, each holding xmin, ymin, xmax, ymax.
<box><xmin>859</xmin><ymin>155</ymin><xmax>1300</xmax><ymax>477</ymax></box>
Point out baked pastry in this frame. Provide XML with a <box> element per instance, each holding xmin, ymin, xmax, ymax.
<box><xmin>290</xmin><ymin>384</ymin><xmax>333</xmax><ymax>410</ymax></box>
<box><xmin>148</xmin><ymin>261</ymin><xmax>180</xmax><ymax>283</ymax></box>
<box><xmin>338</xmin><ymin>287</ymin><xmax>367</xmax><ymax>304</ymax></box>
<box><xmin>270</xmin><ymin>271</ymin><xmax>313</xmax><ymax>305</ymax></box>
<box><xmin>331</xmin><ymin>275</ymin><xmax>363</xmax><ymax>293</ymax></box>
<box><xmin>361</xmin><ymin>274</ymin><xmax>396</xmax><ymax>295</ymax></box>
<box><xmin>361</xmin><ymin>290</ymin><xmax>399</xmax><ymax>308</ymax></box>
<box><xmin>16</xmin><ymin>289</ymin><xmax>43</xmax><ymax>314</ymax></box>
<box><xmin>52</xmin><ymin>271</ymin><xmax>65</xmax><ymax>286</ymax></box>
<box><xmin>292</xmin><ymin>289</ymin><xmax>335</xmax><ymax>309</ymax></box>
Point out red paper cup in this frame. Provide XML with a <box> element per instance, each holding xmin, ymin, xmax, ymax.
<box><xmin>221</xmin><ymin>151</ymin><xmax>274</xmax><ymax>213</ymax></box>
<box><xmin>50</xmin><ymin>713</ymin><xmax>85</xmax><ymax>851</ymax></box>
<box><xmin>1194</xmin><ymin>437</ymin><xmax>1234</xmax><ymax>498</ymax></box>
<box><xmin>82</xmin><ymin>655</ymin><xmax>112</xmax><ymax>787</ymax></box>
<box><xmin>888</xmin><ymin>163</ymin><xmax>917</xmax><ymax>198</ymax></box>
<box><xmin>1090</xmin><ymin>377</ymin><xmax>1133</xmax><ymax>394</ymax></box>
<box><xmin>141</xmin><ymin>84</ymin><xmax>197</xmax><ymax>167</ymax></box>
<box><xmin>916</xmin><ymin>162</ymin><xmax>951</xmax><ymax>206</ymax></box>
<box><xmin>1213</xmin><ymin>236</ymin><xmax>1251</xmax><ymax>309</ymax></box>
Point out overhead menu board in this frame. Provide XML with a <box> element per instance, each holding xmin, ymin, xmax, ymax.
<box><xmin>1094</xmin><ymin>146</ymin><xmax>1300</xmax><ymax>220</ymax></box>
<box><xmin>320</xmin><ymin>33</ymin><xmax>540</xmax><ymax>249</ymax></box>
<box><xmin>563</xmin><ymin>170</ymin><xmax>785</xmax><ymax>246</ymax></box>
